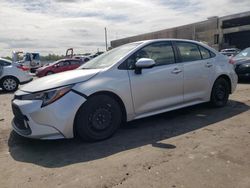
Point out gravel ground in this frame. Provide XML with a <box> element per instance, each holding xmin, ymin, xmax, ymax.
<box><xmin>0</xmin><ymin>83</ymin><xmax>250</xmax><ymax>188</ymax></box>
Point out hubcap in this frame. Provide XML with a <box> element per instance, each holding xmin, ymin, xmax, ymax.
<box><xmin>3</xmin><ymin>78</ymin><xmax>17</xmax><ymax>91</ymax></box>
<box><xmin>90</xmin><ymin>107</ymin><xmax>112</xmax><ymax>131</ymax></box>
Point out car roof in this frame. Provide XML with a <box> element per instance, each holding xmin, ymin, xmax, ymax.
<box><xmin>128</xmin><ymin>38</ymin><xmax>217</xmax><ymax>53</ymax></box>
<box><xmin>130</xmin><ymin>38</ymin><xmax>205</xmax><ymax>44</ymax></box>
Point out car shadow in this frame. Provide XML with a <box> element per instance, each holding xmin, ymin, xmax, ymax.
<box><xmin>238</xmin><ymin>78</ymin><xmax>250</xmax><ymax>84</ymax></box>
<box><xmin>0</xmin><ymin>89</ymin><xmax>15</xmax><ymax>95</ymax></box>
<box><xmin>8</xmin><ymin>100</ymin><xmax>250</xmax><ymax>168</ymax></box>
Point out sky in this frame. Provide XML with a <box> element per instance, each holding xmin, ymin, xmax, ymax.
<box><xmin>0</xmin><ymin>0</ymin><xmax>250</xmax><ymax>56</ymax></box>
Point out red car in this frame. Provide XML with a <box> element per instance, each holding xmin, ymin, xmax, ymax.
<box><xmin>36</xmin><ymin>59</ymin><xmax>84</xmax><ymax>77</ymax></box>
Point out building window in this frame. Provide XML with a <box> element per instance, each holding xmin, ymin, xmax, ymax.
<box><xmin>214</xmin><ymin>34</ymin><xmax>219</xmax><ymax>44</ymax></box>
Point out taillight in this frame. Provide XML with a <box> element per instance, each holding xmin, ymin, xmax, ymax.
<box><xmin>228</xmin><ymin>57</ymin><xmax>235</xmax><ymax>65</ymax></box>
<box><xmin>17</xmin><ymin>65</ymin><xmax>30</xmax><ymax>71</ymax></box>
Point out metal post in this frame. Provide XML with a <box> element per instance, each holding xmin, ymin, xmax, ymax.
<box><xmin>105</xmin><ymin>27</ymin><xmax>108</xmax><ymax>51</ymax></box>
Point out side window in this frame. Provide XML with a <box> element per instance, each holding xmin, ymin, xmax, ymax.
<box><xmin>0</xmin><ymin>60</ymin><xmax>11</xmax><ymax>66</ymax></box>
<box><xmin>210</xmin><ymin>51</ymin><xmax>216</xmax><ymax>58</ymax></box>
<box><xmin>70</xmin><ymin>60</ymin><xmax>80</xmax><ymax>65</ymax></box>
<box><xmin>127</xmin><ymin>42</ymin><xmax>175</xmax><ymax>69</ymax></box>
<box><xmin>57</xmin><ymin>62</ymin><xmax>64</xmax><ymax>67</ymax></box>
<box><xmin>198</xmin><ymin>46</ymin><xmax>211</xmax><ymax>59</ymax></box>
<box><xmin>176</xmin><ymin>42</ymin><xmax>202</xmax><ymax>62</ymax></box>
<box><xmin>63</xmin><ymin>61</ymin><xmax>70</xmax><ymax>66</ymax></box>
<box><xmin>57</xmin><ymin>61</ymin><xmax>69</xmax><ymax>67</ymax></box>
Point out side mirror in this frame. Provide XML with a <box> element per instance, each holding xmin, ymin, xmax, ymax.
<box><xmin>135</xmin><ymin>58</ymin><xmax>156</xmax><ymax>74</ymax></box>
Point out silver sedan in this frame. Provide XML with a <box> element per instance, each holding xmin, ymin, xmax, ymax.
<box><xmin>12</xmin><ymin>39</ymin><xmax>237</xmax><ymax>141</ymax></box>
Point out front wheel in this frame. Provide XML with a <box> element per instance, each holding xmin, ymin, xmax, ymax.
<box><xmin>75</xmin><ymin>95</ymin><xmax>122</xmax><ymax>141</ymax></box>
<box><xmin>0</xmin><ymin>77</ymin><xmax>19</xmax><ymax>92</ymax></box>
<box><xmin>210</xmin><ymin>78</ymin><xmax>230</xmax><ymax>107</ymax></box>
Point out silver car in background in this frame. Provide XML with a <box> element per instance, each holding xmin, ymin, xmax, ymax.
<box><xmin>12</xmin><ymin>39</ymin><xmax>237</xmax><ymax>141</ymax></box>
<box><xmin>0</xmin><ymin>58</ymin><xmax>32</xmax><ymax>92</ymax></box>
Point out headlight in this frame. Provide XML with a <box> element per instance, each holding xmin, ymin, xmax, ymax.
<box><xmin>21</xmin><ymin>85</ymin><xmax>73</xmax><ymax>107</ymax></box>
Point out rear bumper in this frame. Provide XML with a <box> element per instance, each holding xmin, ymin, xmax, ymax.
<box><xmin>230</xmin><ymin>72</ymin><xmax>238</xmax><ymax>93</ymax></box>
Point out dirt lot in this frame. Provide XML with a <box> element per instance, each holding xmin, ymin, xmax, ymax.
<box><xmin>0</xmin><ymin>83</ymin><xmax>250</xmax><ymax>188</ymax></box>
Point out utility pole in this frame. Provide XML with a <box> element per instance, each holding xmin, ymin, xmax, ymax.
<box><xmin>105</xmin><ymin>27</ymin><xmax>108</xmax><ymax>51</ymax></box>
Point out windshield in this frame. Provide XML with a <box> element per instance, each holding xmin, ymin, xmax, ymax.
<box><xmin>235</xmin><ymin>48</ymin><xmax>250</xmax><ymax>59</ymax></box>
<box><xmin>79</xmin><ymin>42</ymin><xmax>141</xmax><ymax>69</ymax></box>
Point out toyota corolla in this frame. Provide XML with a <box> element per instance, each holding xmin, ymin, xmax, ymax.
<box><xmin>12</xmin><ymin>39</ymin><xmax>238</xmax><ymax>141</ymax></box>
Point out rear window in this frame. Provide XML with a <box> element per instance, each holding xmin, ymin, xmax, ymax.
<box><xmin>176</xmin><ymin>42</ymin><xmax>202</xmax><ymax>62</ymax></box>
<box><xmin>199</xmin><ymin>46</ymin><xmax>211</xmax><ymax>59</ymax></box>
<box><xmin>0</xmin><ymin>60</ymin><xmax>11</xmax><ymax>66</ymax></box>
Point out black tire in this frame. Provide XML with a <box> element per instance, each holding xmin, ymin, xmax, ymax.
<box><xmin>0</xmin><ymin>76</ymin><xmax>19</xmax><ymax>92</ymax></box>
<box><xmin>75</xmin><ymin>95</ymin><xmax>122</xmax><ymax>141</ymax></box>
<box><xmin>210</xmin><ymin>78</ymin><xmax>230</xmax><ymax>107</ymax></box>
<box><xmin>46</xmin><ymin>71</ymin><xmax>54</xmax><ymax>76</ymax></box>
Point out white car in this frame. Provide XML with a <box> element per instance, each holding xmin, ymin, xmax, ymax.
<box><xmin>12</xmin><ymin>39</ymin><xmax>237</xmax><ymax>141</ymax></box>
<box><xmin>0</xmin><ymin>58</ymin><xmax>33</xmax><ymax>92</ymax></box>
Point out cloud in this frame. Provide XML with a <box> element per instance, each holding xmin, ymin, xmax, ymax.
<box><xmin>0</xmin><ymin>0</ymin><xmax>250</xmax><ymax>56</ymax></box>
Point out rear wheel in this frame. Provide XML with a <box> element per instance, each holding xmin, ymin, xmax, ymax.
<box><xmin>75</xmin><ymin>95</ymin><xmax>122</xmax><ymax>141</ymax></box>
<box><xmin>0</xmin><ymin>76</ymin><xmax>19</xmax><ymax>92</ymax></box>
<box><xmin>210</xmin><ymin>78</ymin><xmax>230</xmax><ymax>107</ymax></box>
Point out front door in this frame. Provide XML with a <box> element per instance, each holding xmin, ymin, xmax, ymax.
<box><xmin>127</xmin><ymin>41</ymin><xmax>184</xmax><ymax>116</ymax></box>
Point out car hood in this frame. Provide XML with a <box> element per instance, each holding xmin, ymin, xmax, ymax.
<box><xmin>20</xmin><ymin>69</ymin><xmax>100</xmax><ymax>93</ymax></box>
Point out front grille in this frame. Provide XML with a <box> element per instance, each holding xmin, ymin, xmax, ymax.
<box><xmin>12</xmin><ymin>103</ymin><xmax>31</xmax><ymax>135</ymax></box>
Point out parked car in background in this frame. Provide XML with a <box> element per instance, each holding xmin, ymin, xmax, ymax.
<box><xmin>234</xmin><ymin>47</ymin><xmax>250</xmax><ymax>79</ymax></box>
<box><xmin>12</xmin><ymin>39</ymin><xmax>237</xmax><ymax>141</ymax></box>
<box><xmin>13</xmin><ymin>51</ymin><xmax>42</xmax><ymax>73</ymax></box>
<box><xmin>73</xmin><ymin>55</ymin><xmax>91</xmax><ymax>62</ymax></box>
<box><xmin>0</xmin><ymin>58</ymin><xmax>32</xmax><ymax>92</ymax></box>
<box><xmin>36</xmin><ymin>59</ymin><xmax>84</xmax><ymax>77</ymax></box>
<box><xmin>220</xmin><ymin>48</ymin><xmax>241</xmax><ymax>57</ymax></box>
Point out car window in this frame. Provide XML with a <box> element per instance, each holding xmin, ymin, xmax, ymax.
<box><xmin>176</xmin><ymin>42</ymin><xmax>202</xmax><ymax>62</ymax></box>
<box><xmin>127</xmin><ymin>42</ymin><xmax>175</xmax><ymax>69</ymax></box>
<box><xmin>84</xmin><ymin>58</ymin><xmax>90</xmax><ymax>62</ymax></box>
<box><xmin>0</xmin><ymin>60</ymin><xmax>11</xmax><ymax>66</ymax></box>
<box><xmin>58</xmin><ymin>61</ymin><xmax>70</xmax><ymax>66</ymax></box>
<box><xmin>198</xmin><ymin>46</ymin><xmax>211</xmax><ymax>59</ymax></box>
<box><xmin>70</xmin><ymin>60</ymin><xmax>81</xmax><ymax>65</ymax></box>
<box><xmin>235</xmin><ymin>48</ymin><xmax>250</xmax><ymax>58</ymax></box>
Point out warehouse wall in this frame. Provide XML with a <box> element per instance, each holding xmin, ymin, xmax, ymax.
<box><xmin>111</xmin><ymin>11</ymin><xmax>250</xmax><ymax>51</ymax></box>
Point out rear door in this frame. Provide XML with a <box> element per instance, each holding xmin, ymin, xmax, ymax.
<box><xmin>128</xmin><ymin>41</ymin><xmax>184</xmax><ymax>116</ymax></box>
<box><xmin>175</xmin><ymin>42</ymin><xmax>214</xmax><ymax>103</ymax></box>
<box><xmin>54</xmin><ymin>60</ymin><xmax>70</xmax><ymax>73</ymax></box>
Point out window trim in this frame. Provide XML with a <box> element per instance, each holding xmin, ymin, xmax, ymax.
<box><xmin>198</xmin><ymin>45</ymin><xmax>212</xmax><ymax>60</ymax></box>
<box><xmin>174</xmin><ymin>41</ymin><xmax>203</xmax><ymax>63</ymax></box>
<box><xmin>118</xmin><ymin>41</ymin><xmax>177</xmax><ymax>70</ymax></box>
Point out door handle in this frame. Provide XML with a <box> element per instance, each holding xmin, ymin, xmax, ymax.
<box><xmin>205</xmin><ymin>62</ymin><xmax>213</xmax><ymax>68</ymax></box>
<box><xmin>171</xmin><ymin>68</ymin><xmax>182</xmax><ymax>74</ymax></box>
